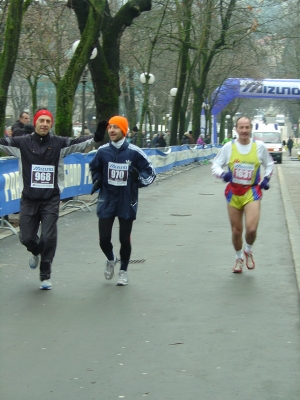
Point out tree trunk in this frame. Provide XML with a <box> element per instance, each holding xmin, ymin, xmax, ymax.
<box><xmin>55</xmin><ymin>0</ymin><xmax>105</xmax><ymax>136</ymax></box>
<box><xmin>0</xmin><ymin>0</ymin><xmax>32</xmax><ymax>136</ymax></box>
<box><xmin>71</xmin><ymin>0</ymin><xmax>151</xmax><ymax>141</ymax></box>
<box><xmin>170</xmin><ymin>0</ymin><xmax>192</xmax><ymax>146</ymax></box>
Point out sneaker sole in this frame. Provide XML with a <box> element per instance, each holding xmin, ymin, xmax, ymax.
<box><xmin>232</xmin><ymin>269</ymin><xmax>242</xmax><ymax>273</ymax></box>
<box><xmin>117</xmin><ymin>281</ymin><xmax>128</xmax><ymax>286</ymax></box>
<box><xmin>39</xmin><ymin>286</ymin><xmax>52</xmax><ymax>290</ymax></box>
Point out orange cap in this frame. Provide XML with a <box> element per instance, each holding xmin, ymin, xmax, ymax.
<box><xmin>108</xmin><ymin>116</ymin><xmax>128</xmax><ymax>136</ymax></box>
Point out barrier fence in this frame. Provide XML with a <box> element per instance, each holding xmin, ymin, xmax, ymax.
<box><xmin>0</xmin><ymin>145</ymin><xmax>217</xmax><ymax>219</ymax></box>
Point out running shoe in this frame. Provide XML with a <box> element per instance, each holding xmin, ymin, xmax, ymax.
<box><xmin>39</xmin><ymin>280</ymin><xmax>52</xmax><ymax>290</ymax></box>
<box><xmin>29</xmin><ymin>254</ymin><xmax>40</xmax><ymax>269</ymax></box>
<box><xmin>117</xmin><ymin>270</ymin><xmax>129</xmax><ymax>286</ymax></box>
<box><xmin>232</xmin><ymin>258</ymin><xmax>244</xmax><ymax>273</ymax></box>
<box><xmin>244</xmin><ymin>251</ymin><xmax>255</xmax><ymax>270</ymax></box>
<box><xmin>104</xmin><ymin>258</ymin><xmax>117</xmax><ymax>280</ymax></box>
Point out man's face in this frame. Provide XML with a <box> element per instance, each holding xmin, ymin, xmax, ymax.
<box><xmin>20</xmin><ymin>113</ymin><xmax>30</xmax><ymax>124</ymax></box>
<box><xmin>236</xmin><ymin>118</ymin><xmax>252</xmax><ymax>141</ymax></box>
<box><xmin>35</xmin><ymin>115</ymin><xmax>53</xmax><ymax>136</ymax></box>
<box><xmin>108</xmin><ymin>124</ymin><xmax>124</xmax><ymax>142</ymax></box>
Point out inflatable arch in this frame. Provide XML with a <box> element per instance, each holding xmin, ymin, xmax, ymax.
<box><xmin>210</xmin><ymin>78</ymin><xmax>300</xmax><ymax>142</ymax></box>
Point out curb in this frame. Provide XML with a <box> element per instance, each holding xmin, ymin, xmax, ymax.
<box><xmin>277</xmin><ymin>165</ymin><xmax>300</xmax><ymax>293</ymax></box>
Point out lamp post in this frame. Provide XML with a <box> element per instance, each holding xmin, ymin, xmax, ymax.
<box><xmin>225</xmin><ymin>114</ymin><xmax>231</xmax><ymax>137</ymax></box>
<box><xmin>71</xmin><ymin>40</ymin><xmax>98</xmax><ymax>136</ymax></box>
<box><xmin>139</xmin><ymin>72</ymin><xmax>155</xmax><ymax>147</ymax></box>
<box><xmin>81</xmin><ymin>69</ymin><xmax>88</xmax><ymax>136</ymax></box>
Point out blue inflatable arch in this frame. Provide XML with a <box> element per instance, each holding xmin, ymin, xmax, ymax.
<box><xmin>211</xmin><ymin>78</ymin><xmax>300</xmax><ymax>142</ymax></box>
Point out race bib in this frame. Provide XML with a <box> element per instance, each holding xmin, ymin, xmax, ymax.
<box><xmin>108</xmin><ymin>162</ymin><xmax>129</xmax><ymax>186</ymax></box>
<box><xmin>232</xmin><ymin>163</ymin><xmax>254</xmax><ymax>185</ymax></box>
<box><xmin>31</xmin><ymin>165</ymin><xmax>55</xmax><ymax>188</ymax></box>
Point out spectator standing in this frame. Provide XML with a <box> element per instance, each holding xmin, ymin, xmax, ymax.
<box><xmin>188</xmin><ymin>131</ymin><xmax>195</xmax><ymax>144</ymax></box>
<box><xmin>12</xmin><ymin>111</ymin><xmax>30</xmax><ymax>132</ymax></box>
<box><xmin>126</xmin><ymin>132</ymin><xmax>132</xmax><ymax>143</ymax></box>
<box><xmin>204</xmin><ymin>135</ymin><xmax>211</xmax><ymax>145</ymax></box>
<box><xmin>156</xmin><ymin>133</ymin><xmax>166</xmax><ymax>148</ymax></box>
<box><xmin>12</xmin><ymin>123</ymin><xmax>35</xmax><ymax>137</ymax></box>
<box><xmin>164</xmin><ymin>131</ymin><xmax>171</xmax><ymax>146</ymax></box>
<box><xmin>89</xmin><ymin>116</ymin><xmax>156</xmax><ymax>286</ymax></box>
<box><xmin>130</xmin><ymin>126</ymin><xmax>138</xmax><ymax>145</ymax></box>
<box><xmin>287</xmin><ymin>137</ymin><xmax>294</xmax><ymax>157</ymax></box>
<box><xmin>152</xmin><ymin>133</ymin><xmax>158</xmax><ymax>148</ymax></box>
<box><xmin>196</xmin><ymin>134</ymin><xmax>205</xmax><ymax>146</ymax></box>
<box><xmin>5</xmin><ymin>126</ymin><xmax>12</xmax><ymax>138</ymax></box>
<box><xmin>181</xmin><ymin>132</ymin><xmax>190</xmax><ymax>145</ymax></box>
<box><xmin>222</xmin><ymin>133</ymin><xmax>232</xmax><ymax>145</ymax></box>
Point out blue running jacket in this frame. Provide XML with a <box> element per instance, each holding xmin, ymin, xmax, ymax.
<box><xmin>89</xmin><ymin>141</ymin><xmax>156</xmax><ymax>220</ymax></box>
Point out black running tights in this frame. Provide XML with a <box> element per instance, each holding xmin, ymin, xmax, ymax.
<box><xmin>98</xmin><ymin>217</ymin><xmax>133</xmax><ymax>262</ymax></box>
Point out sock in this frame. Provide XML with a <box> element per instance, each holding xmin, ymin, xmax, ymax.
<box><xmin>236</xmin><ymin>249</ymin><xmax>243</xmax><ymax>260</ymax></box>
<box><xmin>244</xmin><ymin>243</ymin><xmax>252</xmax><ymax>254</ymax></box>
<box><xmin>120</xmin><ymin>261</ymin><xmax>129</xmax><ymax>271</ymax></box>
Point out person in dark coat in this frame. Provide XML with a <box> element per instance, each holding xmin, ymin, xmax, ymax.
<box><xmin>156</xmin><ymin>133</ymin><xmax>166</xmax><ymax>147</ymax></box>
<box><xmin>12</xmin><ymin>123</ymin><xmax>35</xmax><ymax>137</ymax></box>
<box><xmin>130</xmin><ymin>126</ymin><xmax>138</xmax><ymax>145</ymax></box>
<box><xmin>287</xmin><ymin>137</ymin><xmax>294</xmax><ymax>157</ymax></box>
<box><xmin>89</xmin><ymin>116</ymin><xmax>156</xmax><ymax>286</ymax></box>
<box><xmin>12</xmin><ymin>111</ymin><xmax>30</xmax><ymax>132</ymax></box>
<box><xmin>0</xmin><ymin>108</ymin><xmax>105</xmax><ymax>290</ymax></box>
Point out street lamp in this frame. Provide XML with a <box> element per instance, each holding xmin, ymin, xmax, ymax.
<box><xmin>81</xmin><ymin>69</ymin><xmax>88</xmax><ymax>136</ymax></box>
<box><xmin>170</xmin><ymin>88</ymin><xmax>178</xmax><ymax>97</ymax></box>
<box><xmin>72</xmin><ymin>40</ymin><xmax>98</xmax><ymax>59</ymax></box>
<box><xmin>140</xmin><ymin>72</ymin><xmax>155</xmax><ymax>135</ymax></box>
<box><xmin>140</xmin><ymin>73</ymin><xmax>155</xmax><ymax>85</ymax></box>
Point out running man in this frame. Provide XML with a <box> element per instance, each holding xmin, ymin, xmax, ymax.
<box><xmin>89</xmin><ymin>116</ymin><xmax>156</xmax><ymax>286</ymax></box>
<box><xmin>0</xmin><ymin>108</ymin><xmax>106</xmax><ymax>289</ymax></box>
<box><xmin>212</xmin><ymin>116</ymin><xmax>274</xmax><ymax>273</ymax></box>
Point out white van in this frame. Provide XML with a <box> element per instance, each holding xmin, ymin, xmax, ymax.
<box><xmin>252</xmin><ymin>123</ymin><xmax>283</xmax><ymax>164</ymax></box>
<box><xmin>275</xmin><ymin>114</ymin><xmax>285</xmax><ymax>125</ymax></box>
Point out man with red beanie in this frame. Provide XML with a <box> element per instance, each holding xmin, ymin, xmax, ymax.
<box><xmin>0</xmin><ymin>108</ymin><xmax>106</xmax><ymax>290</ymax></box>
<box><xmin>89</xmin><ymin>115</ymin><xmax>156</xmax><ymax>286</ymax></box>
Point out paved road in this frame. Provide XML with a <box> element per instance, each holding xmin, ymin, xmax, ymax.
<box><xmin>1</xmin><ymin>152</ymin><xmax>300</xmax><ymax>400</ymax></box>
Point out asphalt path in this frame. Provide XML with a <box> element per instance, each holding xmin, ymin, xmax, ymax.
<box><xmin>1</xmin><ymin>155</ymin><xmax>300</xmax><ymax>399</ymax></box>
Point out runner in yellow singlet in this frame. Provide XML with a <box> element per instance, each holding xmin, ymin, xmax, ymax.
<box><xmin>212</xmin><ymin>117</ymin><xmax>274</xmax><ymax>273</ymax></box>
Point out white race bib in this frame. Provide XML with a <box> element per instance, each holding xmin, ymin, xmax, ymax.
<box><xmin>232</xmin><ymin>163</ymin><xmax>254</xmax><ymax>185</ymax></box>
<box><xmin>108</xmin><ymin>162</ymin><xmax>129</xmax><ymax>186</ymax></box>
<box><xmin>31</xmin><ymin>165</ymin><xmax>55</xmax><ymax>188</ymax></box>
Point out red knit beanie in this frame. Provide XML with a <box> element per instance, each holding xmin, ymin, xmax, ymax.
<box><xmin>108</xmin><ymin>116</ymin><xmax>128</xmax><ymax>136</ymax></box>
<box><xmin>33</xmin><ymin>110</ymin><xmax>54</xmax><ymax>127</ymax></box>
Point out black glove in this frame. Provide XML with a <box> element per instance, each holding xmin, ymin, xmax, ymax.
<box><xmin>91</xmin><ymin>179</ymin><xmax>102</xmax><ymax>195</ymax></box>
<box><xmin>221</xmin><ymin>171</ymin><xmax>232</xmax><ymax>182</ymax></box>
<box><xmin>129</xmin><ymin>167</ymin><xmax>139</xmax><ymax>182</ymax></box>
<box><xmin>94</xmin><ymin>121</ymin><xmax>108</xmax><ymax>142</ymax></box>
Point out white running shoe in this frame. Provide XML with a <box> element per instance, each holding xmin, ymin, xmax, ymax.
<box><xmin>29</xmin><ymin>254</ymin><xmax>40</xmax><ymax>269</ymax></box>
<box><xmin>232</xmin><ymin>258</ymin><xmax>244</xmax><ymax>273</ymax></box>
<box><xmin>244</xmin><ymin>251</ymin><xmax>255</xmax><ymax>270</ymax></box>
<box><xmin>117</xmin><ymin>270</ymin><xmax>129</xmax><ymax>286</ymax></box>
<box><xmin>104</xmin><ymin>258</ymin><xmax>117</xmax><ymax>280</ymax></box>
<box><xmin>39</xmin><ymin>280</ymin><xmax>52</xmax><ymax>290</ymax></box>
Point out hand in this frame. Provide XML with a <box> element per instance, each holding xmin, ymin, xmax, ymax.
<box><xmin>129</xmin><ymin>167</ymin><xmax>139</xmax><ymax>182</ymax></box>
<box><xmin>91</xmin><ymin>179</ymin><xmax>102</xmax><ymax>195</ymax></box>
<box><xmin>94</xmin><ymin>121</ymin><xmax>108</xmax><ymax>142</ymax></box>
<box><xmin>221</xmin><ymin>171</ymin><xmax>232</xmax><ymax>182</ymax></box>
<box><xmin>260</xmin><ymin>177</ymin><xmax>270</xmax><ymax>190</ymax></box>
